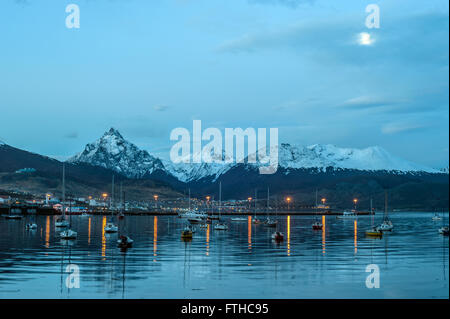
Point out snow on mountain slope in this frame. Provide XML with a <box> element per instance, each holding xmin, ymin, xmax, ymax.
<box><xmin>163</xmin><ymin>150</ymin><xmax>234</xmax><ymax>182</ymax></box>
<box><xmin>0</xmin><ymin>140</ymin><xmax>5</xmax><ymax>146</ymax></box>
<box><xmin>68</xmin><ymin>128</ymin><xmax>165</xmax><ymax>178</ymax></box>
<box><xmin>272</xmin><ymin>143</ymin><xmax>439</xmax><ymax>173</ymax></box>
<box><xmin>67</xmin><ymin>128</ymin><xmax>439</xmax><ymax>181</ymax></box>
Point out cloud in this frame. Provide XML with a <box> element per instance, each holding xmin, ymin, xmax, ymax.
<box><xmin>248</xmin><ymin>0</ymin><xmax>315</xmax><ymax>8</ymax></box>
<box><xmin>338</xmin><ymin>96</ymin><xmax>403</xmax><ymax>110</ymax></box>
<box><xmin>64</xmin><ymin>132</ymin><xmax>78</xmax><ymax>139</ymax></box>
<box><xmin>381</xmin><ymin>122</ymin><xmax>427</xmax><ymax>135</ymax></box>
<box><xmin>216</xmin><ymin>12</ymin><xmax>449</xmax><ymax>67</ymax></box>
<box><xmin>153</xmin><ymin>105</ymin><xmax>170</xmax><ymax>112</ymax></box>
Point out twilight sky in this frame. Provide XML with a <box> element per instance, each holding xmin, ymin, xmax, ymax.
<box><xmin>0</xmin><ymin>0</ymin><xmax>448</xmax><ymax>168</ymax></box>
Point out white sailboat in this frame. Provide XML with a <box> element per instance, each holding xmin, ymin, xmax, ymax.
<box><xmin>264</xmin><ymin>187</ymin><xmax>277</xmax><ymax>227</ymax></box>
<box><xmin>271</xmin><ymin>194</ymin><xmax>284</xmax><ymax>241</ymax></box>
<box><xmin>104</xmin><ymin>175</ymin><xmax>119</xmax><ymax>233</ymax></box>
<box><xmin>252</xmin><ymin>189</ymin><xmax>262</xmax><ymax>224</ymax></box>
<box><xmin>377</xmin><ymin>191</ymin><xmax>393</xmax><ymax>232</ymax></box>
<box><xmin>55</xmin><ymin>163</ymin><xmax>70</xmax><ymax>228</ymax></box>
<box><xmin>214</xmin><ymin>182</ymin><xmax>228</xmax><ymax>231</ymax></box>
<box><xmin>60</xmin><ymin>164</ymin><xmax>77</xmax><ymax>240</ymax></box>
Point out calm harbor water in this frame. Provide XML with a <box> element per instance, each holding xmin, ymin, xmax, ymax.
<box><xmin>0</xmin><ymin>212</ymin><xmax>448</xmax><ymax>299</ymax></box>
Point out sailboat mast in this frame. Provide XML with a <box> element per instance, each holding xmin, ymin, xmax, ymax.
<box><xmin>384</xmin><ymin>191</ymin><xmax>388</xmax><ymax>220</ymax></box>
<box><xmin>267</xmin><ymin>187</ymin><xmax>270</xmax><ymax>217</ymax></box>
<box><xmin>111</xmin><ymin>175</ymin><xmax>115</xmax><ymax>211</ymax></box>
<box><xmin>254</xmin><ymin>189</ymin><xmax>257</xmax><ymax>217</ymax></box>
<box><xmin>188</xmin><ymin>188</ymin><xmax>191</xmax><ymax>210</ymax></box>
<box><xmin>62</xmin><ymin>163</ymin><xmax>65</xmax><ymax>217</ymax></box>
<box><xmin>315</xmin><ymin>188</ymin><xmax>318</xmax><ymax>208</ymax></box>
<box><xmin>219</xmin><ymin>182</ymin><xmax>222</xmax><ymax>217</ymax></box>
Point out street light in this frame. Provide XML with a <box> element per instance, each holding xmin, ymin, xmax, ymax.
<box><xmin>353</xmin><ymin>198</ymin><xmax>358</xmax><ymax>211</ymax></box>
<box><xmin>248</xmin><ymin>197</ymin><xmax>252</xmax><ymax>210</ymax></box>
<box><xmin>321</xmin><ymin>198</ymin><xmax>326</xmax><ymax>205</ymax></box>
<box><xmin>286</xmin><ymin>197</ymin><xmax>292</xmax><ymax>210</ymax></box>
<box><xmin>102</xmin><ymin>193</ymin><xmax>108</xmax><ymax>210</ymax></box>
<box><xmin>154</xmin><ymin>195</ymin><xmax>159</xmax><ymax>210</ymax></box>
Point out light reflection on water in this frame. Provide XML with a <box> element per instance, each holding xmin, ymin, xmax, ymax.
<box><xmin>0</xmin><ymin>212</ymin><xmax>448</xmax><ymax>299</ymax></box>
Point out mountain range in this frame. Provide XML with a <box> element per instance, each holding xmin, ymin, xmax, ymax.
<box><xmin>1</xmin><ymin>128</ymin><xmax>448</xmax><ymax>209</ymax></box>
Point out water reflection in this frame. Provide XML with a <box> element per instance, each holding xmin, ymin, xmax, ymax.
<box><xmin>322</xmin><ymin>215</ymin><xmax>326</xmax><ymax>255</ymax></box>
<box><xmin>287</xmin><ymin>215</ymin><xmax>291</xmax><ymax>256</ymax></box>
<box><xmin>101</xmin><ymin>216</ymin><xmax>106</xmax><ymax>260</ymax></box>
<box><xmin>0</xmin><ymin>213</ymin><xmax>448</xmax><ymax>299</ymax></box>
<box><xmin>153</xmin><ymin>216</ymin><xmax>158</xmax><ymax>261</ymax></box>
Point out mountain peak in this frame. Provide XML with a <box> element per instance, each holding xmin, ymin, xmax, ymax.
<box><xmin>68</xmin><ymin>129</ymin><xmax>164</xmax><ymax>178</ymax></box>
<box><xmin>103</xmin><ymin>127</ymin><xmax>124</xmax><ymax>139</ymax></box>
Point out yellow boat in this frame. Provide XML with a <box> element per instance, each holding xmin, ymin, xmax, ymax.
<box><xmin>365</xmin><ymin>228</ymin><xmax>383</xmax><ymax>237</ymax></box>
<box><xmin>181</xmin><ymin>229</ymin><xmax>193</xmax><ymax>239</ymax></box>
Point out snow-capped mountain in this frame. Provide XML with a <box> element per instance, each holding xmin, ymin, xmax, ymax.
<box><xmin>164</xmin><ymin>143</ymin><xmax>438</xmax><ymax>182</ymax></box>
<box><xmin>163</xmin><ymin>150</ymin><xmax>234</xmax><ymax>182</ymax></box>
<box><xmin>247</xmin><ymin>143</ymin><xmax>438</xmax><ymax>173</ymax></box>
<box><xmin>441</xmin><ymin>166</ymin><xmax>449</xmax><ymax>174</ymax></box>
<box><xmin>68</xmin><ymin>128</ymin><xmax>165</xmax><ymax>178</ymax></box>
<box><xmin>67</xmin><ymin>128</ymin><xmax>439</xmax><ymax>182</ymax></box>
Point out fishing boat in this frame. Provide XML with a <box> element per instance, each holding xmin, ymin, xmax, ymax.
<box><xmin>336</xmin><ymin>211</ymin><xmax>357</xmax><ymax>219</ymax></box>
<box><xmin>118</xmin><ymin>235</ymin><xmax>134</xmax><ymax>248</ymax></box>
<box><xmin>25</xmin><ymin>223</ymin><xmax>37</xmax><ymax>230</ymax></box>
<box><xmin>271</xmin><ymin>231</ymin><xmax>284</xmax><ymax>242</ymax></box>
<box><xmin>181</xmin><ymin>226</ymin><xmax>193</xmax><ymax>239</ymax></box>
<box><xmin>104</xmin><ymin>222</ymin><xmax>118</xmax><ymax>233</ymax></box>
<box><xmin>60</xmin><ymin>228</ymin><xmax>78</xmax><ymax>240</ymax></box>
<box><xmin>432</xmin><ymin>212</ymin><xmax>442</xmax><ymax>221</ymax></box>
<box><xmin>188</xmin><ymin>216</ymin><xmax>203</xmax><ymax>224</ymax></box>
<box><xmin>365</xmin><ymin>227</ymin><xmax>383</xmax><ymax>237</ymax></box>
<box><xmin>312</xmin><ymin>221</ymin><xmax>323</xmax><ymax>230</ymax></box>
<box><xmin>376</xmin><ymin>191</ymin><xmax>393</xmax><ymax>232</ymax></box>
<box><xmin>214</xmin><ymin>182</ymin><xmax>228</xmax><ymax>231</ymax></box>
<box><xmin>439</xmin><ymin>226</ymin><xmax>449</xmax><ymax>236</ymax></box>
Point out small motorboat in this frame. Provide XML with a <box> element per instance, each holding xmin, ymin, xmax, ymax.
<box><xmin>432</xmin><ymin>213</ymin><xmax>442</xmax><ymax>221</ymax></box>
<box><xmin>377</xmin><ymin>220</ymin><xmax>393</xmax><ymax>232</ymax></box>
<box><xmin>439</xmin><ymin>226</ymin><xmax>449</xmax><ymax>236</ymax></box>
<box><xmin>81</xmin><ymin>213</ymin><xmax>89</xmax><ymax>217</ymax></box>
<box><xmin>231</xmin><ymin>217</ymin><xmax>247</xmax><ymax>222</ymax></box>
<box><xmin>199</xmin><ymin>223</ymin><xmax>208</xmax><ymax>229</ymax></box>
<box><xmin>214</xmin><ymin>223</ymin><xmax>228</xmax><ymax>231</ymax></box>
<box><xmin>188</xmin><ymin>217</ymin><xmax>203</xmax><ymax>224</ymax></box>
<box><xmin>55</xmin><ymin>218</ymin><xmax>69</xmax><ymax>228</ymax></box>
<box><xmin>312</xmin><ymin>221</ymin><xmax>323</xmax><ymax>230</ymax></box>
<box><xmin>104</xmin><ymin>222</ymin><xmax>118</xmax><ymax>233</ymax></box>
<box><xmin>60</xmin><ymin>229</ymin><xmax>78</xmax><ymax>240</ymax></box>
<box><xmin>252</xmin><ymin>218</ymin><xmax>262</xmax><ymax>224</ymax></box>
<box><xmin>208</xmin><ymin>215</ymin><xmax>220</xmax><ymax>220</ymax></box>
<box><xmin>271</xmin><ymin>231</ymin><xmax>284</xmax><ymax>242</ymax></box>
<box><xmin>25</xmin><ymin>223</ymin><xmax>37</xmax><ymax>230</ymax></box>
<box><xmin>181</xmin><ymin>227</ymin><xmax>193</xmax><ymax>239</ymax></box>
<box><xmin>5</xmin><ymin>215</ymin><xmax>22</xmax><ymax>220</ymax></box>
<box><xmin>336</xmin><ymin>211</ymin><xmax>357</xmax><ymax>219</ymax></box>
<box><xmin>264</xmin><ymin>218</ymin><xmax>277</xmax><ymax>227</ymax></box>
<box><xmin>365</xmin><ymin>227</ymin><xmax>383</xmax><ymax>237</ymax></box>
<box><xmin>117</xmin><ymin>235</ymin><xmax>134</xmax><ymax>248</ymax></box>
